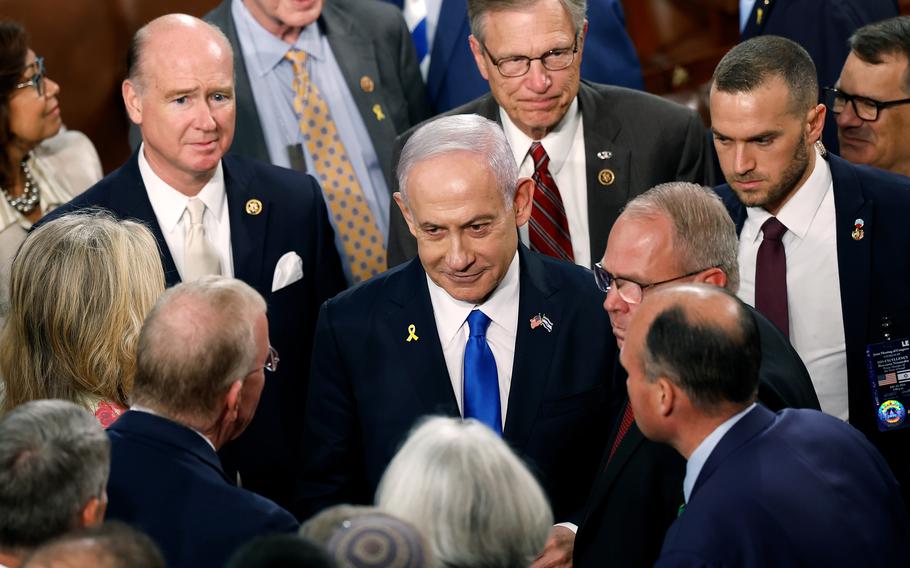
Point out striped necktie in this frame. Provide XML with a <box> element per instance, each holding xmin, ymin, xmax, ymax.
<box><xmin>528</xmin><ymin>142</ymin><xmax>574</xmax><ymax>262</ymax></box>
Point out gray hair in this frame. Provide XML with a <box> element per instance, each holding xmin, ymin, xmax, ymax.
<box><xmin>712</xmin><ymin>35</ymin><xmax>818</xmax><ymax>116</ymax></box>
<box><xmin>376</xmin><ymin>416</ymin><xmax>553</xmax><ymax>568</ymax></box>
<box><xmin>850</xmin><ymin>16</ymin><xmax>910</xmax><ymax>94</ymax></box>
<box><xmin>131</xmin><ymin>276</ymin><xmax>266</xmax><ymax>426</ymax></box>
<box><xmin>21</xmin><ymin>522</ymin><xmax>166</xmax><ymax>568</ymax></box>
<box><xmin>397</xmin><ymin>114</ymin><xmax>517</xmax><ymax>206</ymax></box>
<box><xmin>126</xmin><ymin>14</ymin><xmax>233</xmax><ymax>91</ymax></box>
<box><xmin>0</xmin><ymin>400</ymin><xmax>110</xmax><ymax>551</ymax></box>
<box><xmin>622</xmin><ymin>182</ymin><xmax>740</xmax><ymax>293</ymax></box>
<box><xmin>468</xmin><ymin>0</ymin><xmax>586</xmax><ymax>44</ymax></box>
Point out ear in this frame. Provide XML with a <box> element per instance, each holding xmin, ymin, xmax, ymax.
<box><xmin>513</xmin><ymin>177</ymin><xmax>535</xmax><ymax>227</ymax></box>
<box><xmin>224</xmin><ymin>379</ymin><xmax>243</xmax><ymax>425</ymax></box>
<box><xmin>806</xmin><ymin>103</ymin><xmax>826</xmax><ymax>143</ymax></box>
<box><xmin>79</xmin><ymin>492</ymin><xmax>107</xmax><ymax>528</ymax></box>
<box><xmin>469</xmin><ymin>35</ymin><xmax>491</xmax><ymax>81</ymax></box>
<box><xmin>122</xmin><ymin>79</ymin><xmax>143</xmax><ymax>126</ymax></box>
<box><xmin>694</xmin><ymin>267</ymin><xmax>728</xmax><ymax>289</ymax></box>
<box><xmin>393</xmin><ymin>192</ymin><xmax>418</xmax><ymax>238</ymax></box>
<box><xmin>656</xmin><ymin>377</ymin><xmax>677</xmax><ymax>418</ymax></box>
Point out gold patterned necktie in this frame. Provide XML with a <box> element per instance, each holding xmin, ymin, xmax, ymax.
<box><xmin>183</xmin><ymin>197</ymin><xmax>222</xmax><ymax>281</ymax></box>
<box><xmin>286</xmin><ymin>49</ymin><xmax>386</xmax><ymax>283</ymax></box>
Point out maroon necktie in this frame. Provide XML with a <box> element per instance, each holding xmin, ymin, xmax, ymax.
<box><xmin>755</xmin><ymin>217</ymin><xmax>789</xmax><ymax>337</ymax></box>
<box><xmin>606</xmin><ymin>401</ymin><xmax>635</xmax><ymax>466</ymax></box>
<box><xmin>528</xmin><ymin>142</ymin><xmax>574</xmax><ymax>262</ymax></box>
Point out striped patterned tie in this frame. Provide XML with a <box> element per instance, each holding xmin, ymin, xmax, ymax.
<box><xmin>403</xmin><ymin>0</ymin><xmax>430</xmax><ymax>79</ymax></box>
<box><xmin>528</xmin><ymin>142</ymin><xmax>574</xmax><ymax>262</ymax></box>
<box><xmin>286</xmin><ymin>49</ymin><xmax>386</xmax><ymax>283</ymax></box>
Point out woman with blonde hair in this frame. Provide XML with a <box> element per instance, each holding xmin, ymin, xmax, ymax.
<box><xmin>0</xmin><ymin>210</ymin><xmax>165</xmax><ymax>426</ymax></box>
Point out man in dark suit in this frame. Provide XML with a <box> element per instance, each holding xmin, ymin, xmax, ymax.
<box><xmin>298</xmin><ymin>114</ymin><xmax>614</xmax><ymax>566</ymax></box>
<box><xmin>617</xmin><ymin>284</ymin><xmax>908</xmax><ymax>567</ymax></box>
<box><xmin>575</xmin><ymin>181</ymin><xmax>819</xmax><ymax>568</ymax></box>
<box><xmin>380</xmin><ymin>0</ymin><xmax>642</xmax><ymax>113</ymax></box>
<box><xmin>43</xmin><ymin>14</ymin><xmax>346</xmax><ymax>510</ymax></box>
<box><xmin>205</xmin><ymin>0</ymin><xmax>430</xmax><ymax>282</ymax></box>
<box><xmin>386</xmin><ymin>0</ymin><xmax>711</xmax><ymax>268</ymax></box>
<box><xmin>739</xmin><ymin>0</ymin><xmax>898</xmax><ymax>153</ymax></box>
<box><xmin>106</xmin><ymin>277</ymin><xmax>299</xmax><ymax>568</ymax></box>
<box><xmin>711</xmin><ymin>35</ymin><xmax>910</xmax><ymax>502</ymax></box>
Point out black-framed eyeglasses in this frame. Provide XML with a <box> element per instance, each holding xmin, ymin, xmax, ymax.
<box><xmin>593</xmin><ymin>262</ymin><xmax>712</xmax><ymax>305</ymax></box>
<box><xmin>480</xmin><ymin>35</ymin><xmax>579</xmax><ymax>78</ymax></box>
<box><xmin>823</xmin><ymin>86</ymin><xmax>910</xmax><ymax>122</ymax></box>
<box><xmin>265</xmin><ymin>345</ymin><xmax>279</xmax><ymax>373</ymax></box>
<box><xmin>14</xmin><ymin>56</ymin><xmax>46</xmax><ymax>97</ymax></box>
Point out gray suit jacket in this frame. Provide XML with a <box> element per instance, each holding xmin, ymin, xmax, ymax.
<box><xmin>387</xmin><ymin>81</ymin><xmax>713</xmax><ymax>267</ymax></box>
<box><xmin>205</xmin><ymin>0</ymin><xmax>431</xmax><ymax>178</ymax></box>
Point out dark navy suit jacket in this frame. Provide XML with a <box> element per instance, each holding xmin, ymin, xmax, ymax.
<box><xmin>656</xmin><ymin>405</ymin><xmax>909</xmax><ymax>567</ymax></box>
<box><xmin>42</xmin><ymin>151</ymin><xmax>346</xmax><ymax>509</ymax></box>
<box><xmin>574</xmin><ymin>307</ymin><xmax>820</xmax><ymax>568</ymax></box>
<box><xmin>740</xmin><ymin>0</ymin><xmax>899</xmax><ymax>153</ymax></box>
<box><xmin>296</xmin><ymin>246</ymin><xmax>614</xmax><ymax>522</ymax></box>
<box><xmin>380</xmin><ymin>0</ymin><xmax>643</xmax><ymax>113</ymax></box>
<box><xmin>105</xmin><ymin>411</ymin><xmax>299</xmax><ymax>568</ymax></box>
<box><xmin>718</xmin><ymin>153</ymin><xmax>910</xmax><ymax>503</ymax></box>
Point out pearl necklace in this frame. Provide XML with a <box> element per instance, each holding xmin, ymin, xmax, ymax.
<box><xmin>1</xmin><ymin>159</ymin><xmax>41</xmax><ymax>215</ymax></box>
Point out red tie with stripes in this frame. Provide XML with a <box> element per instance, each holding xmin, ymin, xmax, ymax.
<box><xmin>607</xmin><ymin>401</ymin><xmax>635</xmax><ymax>466</ymax></box>
<box><xmin>528</xmin><ymin>142</ymin><xmax>574</xmax><ymax>261</ymax></box>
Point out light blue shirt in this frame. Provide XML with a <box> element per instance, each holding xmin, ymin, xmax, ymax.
<box><xmin>232</xmin><ymin>0</ymin><xmax>390</xmax><ymax>282</ymax></box>
<box><xmin>740</xmin><ymin>0</ymin><xmax>758</xmax><ymax>31</ymax></box>
<box><xmin>683</xmin><ymin>403</ymin><xmax>757</xmax><ymax>503</ymax></box>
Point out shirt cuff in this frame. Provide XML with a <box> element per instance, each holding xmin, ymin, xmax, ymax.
<box><xmin>555</xmin><ymin>522</ymin><xmax>578</xmax><ymax>534</ymax></box>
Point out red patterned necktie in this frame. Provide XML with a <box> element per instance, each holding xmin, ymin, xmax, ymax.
<box><xmin>528</xmin><ymin>142</ymin><xmax>574</xmax><ymax>261</ymax></box>
<box><xmin>606</xmin><ymin>400</ymin><xmax>635</xmax><ymax>466</ymax></box>
<box><xmin>755</xmin><ymin>217</ymin><xmax>789</xmax><ymax>337</ymax></box>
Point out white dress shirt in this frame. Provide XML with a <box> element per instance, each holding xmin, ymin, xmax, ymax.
<box><xmin>427</xmin><ymin>251</ymin><xmax>520</xmax><ymax>429</ymax></box>
<box><xmin>737</xmin><ymin>149</ymin><xmax>848</xmax><ymax>419</ymax></box>
<box><xmin>500</xmin><ymin>99</ymin><xmax>591</xmax><ymax>267</ymax></box>
<box><xmin>683</xmin><ymin>403</ymin><xmax>756</xmax><ymax>503</ymax></box>
<box><xmin>139</xmin><ymin>145</ymin><xmax>234</xmax><ymax>280</ymax></box>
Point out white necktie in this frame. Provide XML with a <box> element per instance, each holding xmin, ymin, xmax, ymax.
<box><xmin>183</xmin><ymin>197</ymin><xmax>221</xmax><ymax>281</ymax></box>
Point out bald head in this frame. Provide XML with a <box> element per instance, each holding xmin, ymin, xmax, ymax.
<box><xmin>626</xmin><ymin>284</ymin><xmax>761</xmax><ymax>412</ymax></box>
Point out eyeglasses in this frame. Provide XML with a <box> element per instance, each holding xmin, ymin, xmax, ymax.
<box><xmin>265</xmin><ymin>345</ymin><xmax>280</xmax><ymax>373</ymax></box>
<box><xmin>593</xmin><ymin>263</ymin><xmax>711</xmax><ymax>305</ymax></box>
<box><xmin>15</xmin><ymin>56</ymin><xmax>46</xmax><ymax>97</ymax></box>
<box><xmin>823</xmin><ymin>86</ymin><xmax>910</xmax><ymax>122</ymax></box>
<box><xmin>480</xmin><ymin>35</ymin><xmax>579</xmax><ymax>78</ymax></box>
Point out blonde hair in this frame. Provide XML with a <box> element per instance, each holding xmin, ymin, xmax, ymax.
<box><xmin>0</xmin><ymin>210</ymin><xmax>165</xmax><ymax>412</ymax></box>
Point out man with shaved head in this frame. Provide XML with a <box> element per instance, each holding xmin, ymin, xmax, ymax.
<box><xmin>43</xmin><ymin>14</ymin><xmax>345</xmax><ymax>510</ymax></box>
<box><xmin>622</xmin><ymin>284</ymin><xmax>908</xmax><ymax>566</ymax></box>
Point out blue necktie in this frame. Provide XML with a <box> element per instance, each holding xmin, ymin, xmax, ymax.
<box><xmin>463</xmin><ymin>310</ymin><xmax>501</xmax><ymax>435</ymax></box>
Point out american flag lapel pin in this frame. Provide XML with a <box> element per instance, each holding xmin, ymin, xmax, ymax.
<box><xmin>530</xmin><ymin>313</ymin><xmax>554</xmax><ymax>333</ymax></box>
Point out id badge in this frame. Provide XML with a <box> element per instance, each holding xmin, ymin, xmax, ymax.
<box><xmin>865</xmin><ymin>338</ymin><xmax>910</xmax><ymax>432</ymax></box>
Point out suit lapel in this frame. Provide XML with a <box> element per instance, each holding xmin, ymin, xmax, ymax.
<box><xmin>222</xmin><ymin>156</ymin><xmax>268</xmax><ymax>290</ymax></box>
<box><xmin>321</xmin><ymin>6</ymin><xmax>400</xmax><ymax>176</ymax></box>
<box><xmin>829</xmin><ymin>155</ymin><xmax>874</xmax><ymax>419</ymax></box>
<box><xmin>386</xmin><ymin>260</ymin><xmax>460</xmax><ymax>416</ymax></box>
<box><xmin>578</xmin><ymin>82</ymin><xmax>631</xmax><ymax>265</ymax></box>
<box><xmin>690</xmin><ymin>405</ymin><xmax>775</xmax><ymax>500</ymax></box>
<box><xmin>427</xmin><ymin>0</ymin><xmax>469</xmax><ymax>99</ymax></box>
<box><xmin>109</xmin><ymin>152</ymin><xmax>180</xmax><ymax>286</ymax></box>
<box><xmin>741</xmin><ymin>0</ymin><xmax>774</xmax><ymax>38</ymax></box>
<box><xmin>505</xmin><ymin>247</ymin><xmax>564</xmax><ymax>449</ymax></box>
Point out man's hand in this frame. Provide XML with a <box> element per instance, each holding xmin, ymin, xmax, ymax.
<box><xmin>531</xmin><ymin>525</ymin><xmax>575</xmax><ymax>568</ymax></box>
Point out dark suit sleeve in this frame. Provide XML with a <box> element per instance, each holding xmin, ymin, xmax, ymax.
<box><xmin>675</xmin><ymin>109</ymin><xmax>714</xmax><ymax>187</ymax></box>
<box><xmin>295</xmin><ymin>301</ymin><xmax>368</xmax><ymax>519</ymax></box>
<box><xmin>386</xmin><ymin>131</ymin><xmax>418</xmax><ymax>268</ymax></box>
<box><xmin>309</xmin><ymin>186</ymin><xmax>347</xmax><ymax>304</ymax></box>
<box><xmin>390</xmin><ymin>7</ymin><xmax>432</xmax><ymax>127</ymax></box>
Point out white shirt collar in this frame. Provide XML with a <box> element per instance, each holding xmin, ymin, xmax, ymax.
<box><xmin>743</xmin><ymin>147</ymin><xmax>832</xmax><ymax>243</ymax></box>
<box><xmin>683</xmin><ymin>402</ymin><xmax>757</xmax><ymax>503</ymax></box>
<box><xmin>426</xmin><ymin>251</ymin><xmax>520</xmax><ymax>348</ymax></box>
<box><xmin>138</xmin><ymin>143</ymin><xmax>226</xmax><ymax>234</ymax></box>
<box><xmin>500</xmin><ymin>98</ymin><xmax>580</xmax><ymax>176</ymax></box>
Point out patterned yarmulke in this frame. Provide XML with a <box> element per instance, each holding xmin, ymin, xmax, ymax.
<box><xmin>326</xmin><ymin>513</ymin><xmax>432</xmax><ymax>568</ymax></box>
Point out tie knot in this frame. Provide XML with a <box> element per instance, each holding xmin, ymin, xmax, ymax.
<box><xmin>285</xmin><ymin>49</ymin><xmax>307</xmax><ymax>69</ymax></box>
<box><xmin>186</xmin><ymin>198</ymin><xmax>206</xmax><ymax>225</ymax></box>
<box><xmin>529</xmin><ymin>141</ymin><xmax>548</xmax><ymax>165</ymax></box>
<box><xmin>760</xmin><ymin>217</ymin><xmax>787</xmax><ymax>241</ymax></box>
<box><xmin>467</xmin><ymin>310</ymin><xmax>491</xmax><ymax>338</ymax></box>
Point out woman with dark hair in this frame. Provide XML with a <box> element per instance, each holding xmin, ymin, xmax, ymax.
<box><xmin>0</xmin><ymin>21</ymin><xmax>101</xmax><ymax>313</ymax></box>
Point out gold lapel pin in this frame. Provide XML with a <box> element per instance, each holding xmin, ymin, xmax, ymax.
<box><xmin>852</xmin><ymin>218</ymin><xmax>864</xmax><ymax>241</ymax></box>
<box><xmin>372</xmin><ymin>104</ymin><xmax>386</xmax><ymax>121</ymax></box>
<box><xmin>598</xmin><ymin>169</ymin><xmax>615</xmax><ymax>186</ymax></box>
<box><xmin>360</xmin><ymin>75</ymin><xmax>375</xmax><ymax>93</ymax></box>
<box><xmin>245</xmin><ymin>199</ymin><xmax>263</xmax><ymax>216</ymax></box>
<box><xmin>406</xmin><ymin>324</ymin><xmax>419</xmax><ymax>342</ymax></box>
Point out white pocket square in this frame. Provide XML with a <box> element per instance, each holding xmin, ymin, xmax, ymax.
<box><xmin>272</xmin><ymin>252</ymin><xmax>304</xmax><ymax>292</ymax></box>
